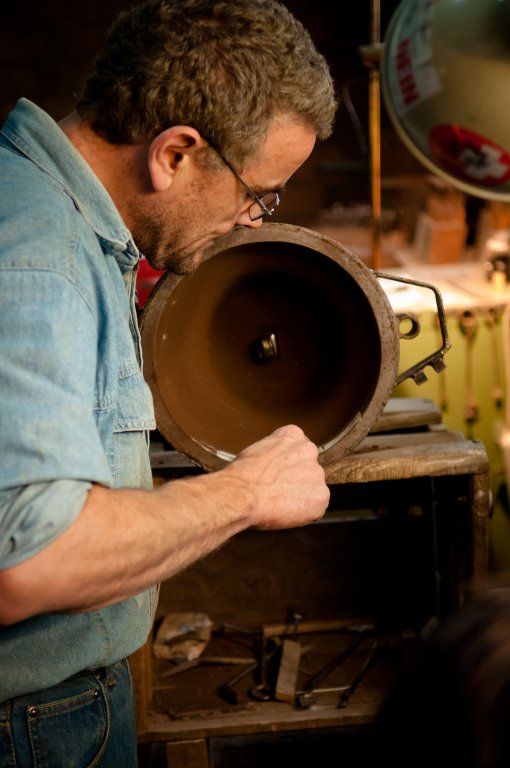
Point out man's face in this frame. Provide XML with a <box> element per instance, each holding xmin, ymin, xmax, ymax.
<box><xmin>135</xmin><ymin>116</ymin><xmax>316</xmax><ymax>274</ymax></box>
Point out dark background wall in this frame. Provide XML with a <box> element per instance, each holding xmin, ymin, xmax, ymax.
<box><xmin>1</xmin><ymin>1</ymin><xmax>423</xmax><ymax>232</ymax></box>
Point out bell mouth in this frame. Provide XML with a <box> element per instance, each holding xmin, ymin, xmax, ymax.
<box><xmin>141</xmin><ymin>224</ymin><xmax>399</xmax><ymax>471</ymax></box>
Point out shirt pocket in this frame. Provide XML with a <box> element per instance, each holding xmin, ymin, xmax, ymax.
<box><xmin>114</xmin><ymin>358</ymin><xmax>156</xmax><ymax>433</ymax></box>
<box><xmin>107</xmin><ymin>358</ymin><xmax>156</xmax><ymax>489</ymax></box>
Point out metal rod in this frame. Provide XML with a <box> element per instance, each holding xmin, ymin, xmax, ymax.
<box><xmin>369</xmin><ymin>0</ymin><xmax>382</xmax><ymax>270</ymax></box>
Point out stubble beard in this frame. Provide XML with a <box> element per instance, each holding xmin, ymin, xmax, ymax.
<box><xmin>132</xmin><ymin>206</ymin><xmax>208</xmax><ymax>275</ymax></box>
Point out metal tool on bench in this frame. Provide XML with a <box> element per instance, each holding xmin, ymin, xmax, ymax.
<box><xmin>338</xmin><ymin>637</ymin><xmax>380</xmax><ymax>709</ymax></box>
<box><xmin>218</xmin><ymin>660</ymin><xmax>259</xmax><ymax>706</ymax></box>
<box><xmin>248</xmin><ymin>636</ymin><xmax>281</xmax><ymax>702</ymax></box>
<box><xmin>295</xmin><ymin>625</ymin><xmax>373</xmax><ymax>709</ymax></box>
<box><xmin>218</xmin><ymin>636</ymin><xmax>281</xmax><ymax>705</ymax></box>
<box><xmin>160</xmin><ymin>655</ymin><xmax>254</xmax><ymax>678</ymax></box>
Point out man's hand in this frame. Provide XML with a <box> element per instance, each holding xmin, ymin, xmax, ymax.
<box><xmin>224</xmin><ymin>424</ymin><xmax>330</xmax><ymax>529</ymax></box>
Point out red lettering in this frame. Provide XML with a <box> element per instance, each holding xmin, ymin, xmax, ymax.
<box><xmin>396</xmin><ymin>37</ymin><xmax>418</xmax><ymax>105</ymax></box>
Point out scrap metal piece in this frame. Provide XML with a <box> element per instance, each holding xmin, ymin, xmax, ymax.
<box><xmin>338</xmin><ymin>638</ymin><xmax>380</xmax><ymax>709</ymax></box>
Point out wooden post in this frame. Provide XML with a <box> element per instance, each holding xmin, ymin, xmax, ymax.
<box><xmin>129</xmin><ymin>636</ymin><xmax>153</xmax><ymax>735</ymax></box>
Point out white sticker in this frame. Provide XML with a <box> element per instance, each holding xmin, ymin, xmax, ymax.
<box><xmin>387</xmin><ymin>0</ymin><xmax>441</xmax><ymax>115</ymax></box>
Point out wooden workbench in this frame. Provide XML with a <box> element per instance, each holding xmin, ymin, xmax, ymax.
<box><xmin>134</xmin><ymin>401</ymin><xmax>491</xmax><ymax>768</ymax></box>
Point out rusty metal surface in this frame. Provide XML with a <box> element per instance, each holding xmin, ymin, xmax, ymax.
<box><xmin>141</xmin><ymin>223</ymin><xmax>400</xmax><ymax>471</ymax></box>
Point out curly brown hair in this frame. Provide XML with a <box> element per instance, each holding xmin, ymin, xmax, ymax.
<box><xmin>76</xmin><ymin>0</ymin><xmax>337</xmax><ymax>168</ymax></box>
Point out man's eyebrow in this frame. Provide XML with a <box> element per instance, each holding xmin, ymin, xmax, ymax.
<box><xmin>253</xmin><ymin>182</ymin><xmax>286</xmax><ymax>195</ymax></box>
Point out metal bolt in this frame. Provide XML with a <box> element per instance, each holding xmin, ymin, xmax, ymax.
<box><xmin>253</xmin><ymin>332</ymin><xmax>278</xmax><ymax>362</ymax></box>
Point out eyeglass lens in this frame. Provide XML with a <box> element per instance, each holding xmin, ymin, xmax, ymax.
<box><xmin>249</xmin><ymin>191</ymin><xmax>280</xmax><ymax>221</ymax></box>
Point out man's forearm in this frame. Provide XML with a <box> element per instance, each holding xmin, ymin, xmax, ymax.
<box><xmin>0</xmin><ymin>425</ymin><xmax>329</xmax><ymax>625</ymax></box>
<box><xmin>0</xmin><ymin>474</ymin><xmax>254</xmax><ymax>624</ymax></box>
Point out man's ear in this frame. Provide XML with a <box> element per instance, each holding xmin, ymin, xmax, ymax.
<box><xmin>148</xmin><ymin>126</ymin><xmax>204</xmax><ymax>192</ymax></box>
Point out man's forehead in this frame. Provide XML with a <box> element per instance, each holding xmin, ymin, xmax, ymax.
<box><xmin>245</xmin><ymin>118</ymin><xmax>316</xmax><ymax>188</ymax></box>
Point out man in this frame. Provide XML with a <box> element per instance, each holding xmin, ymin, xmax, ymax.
<box><xmin>0</xmin><ymin>0</ymin><xmax>337</xmax><ymax>764</ymax></box>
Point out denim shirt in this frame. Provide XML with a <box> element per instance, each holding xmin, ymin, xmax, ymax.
<box><xmin>0</xmin><ymin>99</ymin><xmax>158</xmax><ymax>702</ymax></box>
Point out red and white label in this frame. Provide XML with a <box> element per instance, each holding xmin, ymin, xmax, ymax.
<box><xmin>388</xmin><ymin>0</ymin><xmax>440</xmax><ymax>116</ymax></box>
<box><xmin>395</xmin><ymin>38</ymin><xmax>420</xmax><ymax>108</ymax></box>
<box><xmin>429</xmin><ymin>125</ymin><xmax>510</xmax><ymax>187</ymax></box>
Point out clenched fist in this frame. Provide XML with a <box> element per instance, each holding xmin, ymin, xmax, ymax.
<box><xmin>224</xmin><ymin>424</ymin><xmax>330</xmax><ymax>529</ymax></box>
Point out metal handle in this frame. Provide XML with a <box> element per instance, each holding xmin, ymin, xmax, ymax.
<box><xmin>373</xmin><ymin>271</ymin><xmax>452</xmax><ymax>386</ymax></box>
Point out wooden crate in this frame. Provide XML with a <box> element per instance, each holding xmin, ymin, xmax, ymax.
<box><xmin>133</xmin><ymin>401</ymin><xmax>490</xmax><ymax>768</ymax></box>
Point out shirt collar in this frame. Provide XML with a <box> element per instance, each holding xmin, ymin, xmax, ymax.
<box><xmin>0</xmin><ymin>98</ymin><xmax>139</xmax><ymax>269</ymax></box>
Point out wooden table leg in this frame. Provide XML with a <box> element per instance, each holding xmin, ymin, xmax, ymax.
<box><xmin>166</xmin><ymin>738</ymin><xmax>209</xmax><ymax>768</ymax></box>
<box><xmin>129</xmin><ymin>636</ymin><xmax>153</xmax><ymax>735</ymax></box>
<box><xmin>470</xmin><ymin>470</ymin><xmax>490</xmax><ymax>584</ymax></box>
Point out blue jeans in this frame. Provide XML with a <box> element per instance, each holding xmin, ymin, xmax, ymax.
<box><xmin>0</xmin><ymin>659</ymin><xmax>137</xmax><ymax>767</ymax></box>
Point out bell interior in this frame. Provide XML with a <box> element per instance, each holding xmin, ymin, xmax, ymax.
<box><xmin>151</xmin><ymin>241</ymin><xmax>382</xmax><ymax>460</ymax></box>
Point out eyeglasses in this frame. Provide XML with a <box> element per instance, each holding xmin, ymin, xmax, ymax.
<box><xmin>205</xmin><ymin>138</ymin><xmax>280</xmax><ymax>221</ymax></box>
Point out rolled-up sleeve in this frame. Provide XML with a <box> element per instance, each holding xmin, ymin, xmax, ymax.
<box><xmin>0</xmin><ymin>480</ymin><xmax>92</xmax><ymax>568</ymax></box>
<box><xmin>0</xmin><ymin>265</ymin><xmax>113</xmax><ymax>568</ymax></box>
